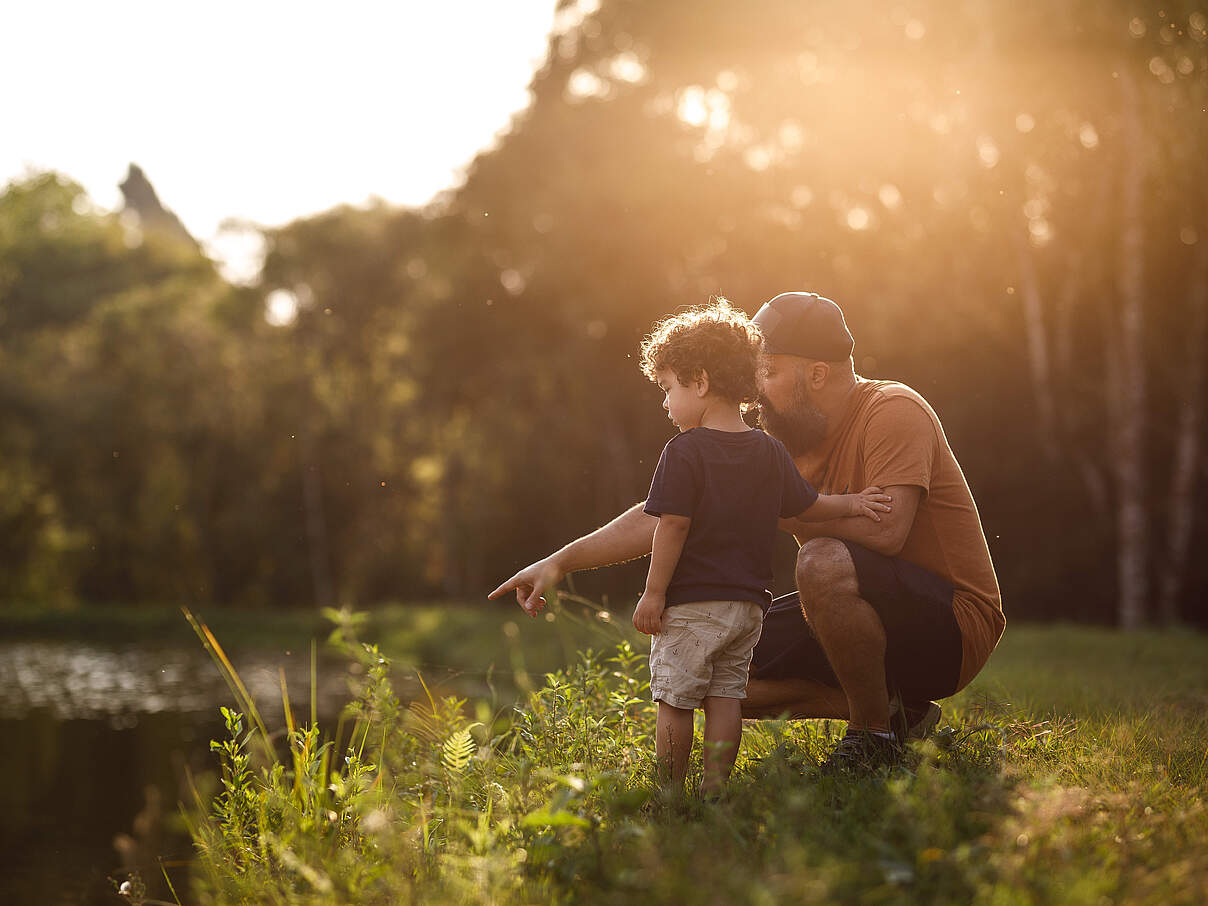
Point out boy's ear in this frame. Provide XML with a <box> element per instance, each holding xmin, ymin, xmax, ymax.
<box><xmin>694</xmin><ymin>369</ymin><xmax>710</xmax><ymax>397</ymax></box>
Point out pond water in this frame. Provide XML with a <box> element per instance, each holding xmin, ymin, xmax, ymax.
<box><xmin>0</xmin><ymin>640</ymin><xmax>357</xmax><ymax>905</ymax></box>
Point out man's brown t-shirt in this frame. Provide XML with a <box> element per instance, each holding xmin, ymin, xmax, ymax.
<box><xmin>793</xmin><ymin>379</ymin><xmax>1004</xmax><ymax>690</ymax></box>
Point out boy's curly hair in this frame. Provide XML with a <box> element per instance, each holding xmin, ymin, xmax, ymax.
<box><xmin>639</xmin><ymin>298</ymin><xmax>763</xmax><ymax>403</ymax></box>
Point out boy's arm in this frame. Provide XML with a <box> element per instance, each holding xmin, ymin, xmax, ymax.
<box><xmin>794</xmin><ymin>486</ymin><xmax>892</xmax><ymax>523</ymax></box>
<box><xmin>780</xmin><ymin>484</ymin><xmax>921</xmax><ymax>557</ymax></box>
<box><xmin>633</xmin><ymin>514</ymin><xmax>691</xmax><ymax>635</ymax></box>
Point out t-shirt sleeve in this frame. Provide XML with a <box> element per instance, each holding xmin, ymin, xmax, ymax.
<box><xmin>862</xmin><ymin>396</ymin><xmax>938</xmax><ymax>492</ymax></box>
<box><xmin>644</xmin><ymin>436</ymin><xmax>700</xmax><ymax>517</ymax></box>
<box><xmin>776</xmin><ymin>440</ymin><xmax>819</xmax><ymax>517</ymax></box>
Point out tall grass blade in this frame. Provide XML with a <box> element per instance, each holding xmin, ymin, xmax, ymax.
<box><xmin>182</xmin><ymin>605</ymin><xmax>275</xmax><ymax>763</ymax></box>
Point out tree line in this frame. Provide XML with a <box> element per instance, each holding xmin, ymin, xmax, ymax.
<box><xmin>2</xmin><ymin>0</ymin><xmax>1205</xmax><ymax>626</ymax></box>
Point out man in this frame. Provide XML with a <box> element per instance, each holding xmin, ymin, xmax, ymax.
<box><xmin>489</xmin><ymin>292</ymin><xmax>1004</xmax><ymax>770</ymax></box>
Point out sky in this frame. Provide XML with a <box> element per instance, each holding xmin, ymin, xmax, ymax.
<box><xmin>2</xmin><ymin>0</ymin><xmax>563</xmax><ymax>280</ymax></box>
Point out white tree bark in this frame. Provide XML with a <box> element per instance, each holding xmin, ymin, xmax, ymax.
<box><xmin>1015</xmin><ymin>232</ymin><xmax>1061</xmax><ymax>464</ymax></box>
<box><xmin>1112</xmin><ymin>65</ymin><xmax>1148</xmax><ymax>630</ymax></box>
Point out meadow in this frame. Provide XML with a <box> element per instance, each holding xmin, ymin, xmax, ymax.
<box><xmin>110</xmin><ymin>600</ymin><xmax>1207</xmax><ymax>906</ymax></box>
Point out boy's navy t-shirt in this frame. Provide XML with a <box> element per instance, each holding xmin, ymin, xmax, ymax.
<box><xmin>643</xmin><ymin>427</ymin><xmax>818</xmax><ymax>610</ymax></box>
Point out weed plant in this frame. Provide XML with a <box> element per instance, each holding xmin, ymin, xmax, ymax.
<box><xmin>158</xmin><ymin>607</ymin><xmax>1208</xmax><ymax>906</ymax></box>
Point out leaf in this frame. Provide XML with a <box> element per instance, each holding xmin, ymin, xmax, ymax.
<box><xmin>520</xmin><ymin>808</ymin><xmax>591</xmax><ymax>830</ymax></box>
<box><xmin>442</xmin><ymin>728</ymin><xmax>477</xmax><ymax>774</ymax></box>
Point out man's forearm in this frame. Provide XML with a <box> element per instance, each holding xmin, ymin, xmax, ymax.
<box><xmin>783</xmin><ymin>515</ymin><xmax>901</xmax><ymax>556</ymax></box>
<box><xmin>552</xmin><ymin>502</ymin><xmax>657</xmax><ymax>573</ymax></box>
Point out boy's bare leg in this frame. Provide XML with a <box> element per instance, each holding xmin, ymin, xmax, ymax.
<box><xmin>700</xmin><ymin>696</ymin><xmax>742</xmax><ymax>795</ymax></box>
<box><xmin>656</xmin><ymin>701</ymin><xmax>694</xmax><ymax>791</ymax></box>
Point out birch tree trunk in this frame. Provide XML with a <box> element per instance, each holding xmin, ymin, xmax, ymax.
<box><xmin>1157</xmin><ymin>244</ymin><xmax>1208</xmax><ymax>624</ymax></box>
<box><xmin>1015</xmin><ymin>232</ymin><xmax>1061</xmax><ymax>464</ymax></box>
<box><xmin>1112</xmin><ymin>65</ymin><xmax>1148</xmax><ymax>629</ymax></box>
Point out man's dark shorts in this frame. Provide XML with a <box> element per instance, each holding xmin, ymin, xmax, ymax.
<box><xmin>750</xmin><ymin>540</ymin><xmax>963</xmax><ymax>702</ymax></box>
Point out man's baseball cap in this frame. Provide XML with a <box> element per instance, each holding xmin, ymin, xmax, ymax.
<box><xmin>751</xmin><ymin>292</ymin><xmax>854</xmax><ymax>361</ymax></box>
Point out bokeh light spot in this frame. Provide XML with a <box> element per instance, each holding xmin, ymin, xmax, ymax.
<box><xmin>977</xmin><ymin>136</ymin><xmax>1000</xmax><ymax>168</ymax></box>
<box><xmin>566</xmin><ymin>68</ymin><xmax>610</xmax><ymax>101</ymax></box>
<box><xmin>1024</xmin><ymin>199</ymin><xmax>1047</xmax><ymax>220</ymax></box>
<box><xmin>779</xmin><ymin>120</ymin><xmax>805</xmax><ymax>153</ymax></box>
<box><xmin>500</xmin><ymin>269</ymin><xmax>526</xmax><ymax>296</ymax></box>
<box><xmin>553</xmin><ymin>0</ymin><xmax>600</xmax><ymax>35</ymax></box>
<box><xmin>265</xmin><ymin>289</ymin><xmax>299</xmax><ymax>327</ymax></box>
<box><xmin>846</xmin><ymin>207</ymin><xmax>871</xmax><ymax>230</ymax></box>
<box><xmin>677</xmin><ymin>86</ymin><xmax>709</xmax><ymax>126</ymax></box>
<box><xmin>1149</xmin><ymin>56</ymin><xmax>1176</xmax><ymax>83</ymax></box>
<box><xmin>744</xmin><ymin>146</ymin><xmax>773</xmax><ymax>171</ymax></box>
<box><xmin>791</xmin><ymin>186</ymin><xmax>814</xmax><ymax>208</ymax></box>
<box><xmin>716</xmin><ymin>69</ymin><xmax>739</xmax><ymax>92</ymax></box>
<box><xmin>1016</xmin><ymin>113</ymin><xmax>1036</xmax><ymax>133</ymax></box>
<box><xmin>1028</xmin><ymin>218</ymin><xmax>1054</xmax><ymax>247</ymax></box>
<box><xmin>608</xmin><ymin>52</ymin><xmax>646</xmax><ymax>84</ymax></box>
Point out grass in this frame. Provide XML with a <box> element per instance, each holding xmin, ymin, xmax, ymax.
<box><xmin>102</xmin><ymin>600</ymin><xmax>1208</xmax><ymax>906</ymax></box>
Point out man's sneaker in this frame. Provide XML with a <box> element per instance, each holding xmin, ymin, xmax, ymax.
<box><xmin>820</xmin><ymin>729</ymin><xmax>904</xmax><ymax>774</ymax></box>
<box><xmin>889</xmin><ymin>691</ymin><xmax>942</xmax><ymax>744</ymax></box>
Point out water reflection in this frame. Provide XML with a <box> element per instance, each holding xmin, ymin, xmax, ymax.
<box><xmin>0</xmin><ymin>640</ymin><xmax>354</xmax><ymax>905</ymax></box>
<box><xmin>0</xmin><ymin>640</ymin><xmax>352</xmax><ymax>720</ymax></box>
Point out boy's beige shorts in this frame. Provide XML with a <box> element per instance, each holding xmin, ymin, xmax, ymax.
<box><xmin>649</xmin><ymin>600</ymin><xmax>764</xmax><ymax>710</ymax></box>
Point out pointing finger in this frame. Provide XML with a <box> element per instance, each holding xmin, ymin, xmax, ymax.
<box><xmin>487</xmin><ymin>576</ymin><xmax>517</xmax><ymax>600</ymax></box>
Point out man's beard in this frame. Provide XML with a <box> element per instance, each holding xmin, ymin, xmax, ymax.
<box><xmin>757</xmin><ymin>380</ymin><xmax>828</xmax><ymax>457</ymax></box>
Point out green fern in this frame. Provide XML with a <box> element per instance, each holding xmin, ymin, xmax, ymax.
<box><xmin>442</xmin><ymin>725</ymin><xmax>479</xmax><ymax>774</ymax></box>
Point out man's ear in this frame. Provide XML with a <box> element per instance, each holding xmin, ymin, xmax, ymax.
<box><xmin>807</xmin><ymin>361</ymin><xmax>830</xmax><ymax>390</ymax></box>
<box><xmin>694</xmin><ymin>369</ymin><xmax>711</xmax><ymax>397</ymax></box>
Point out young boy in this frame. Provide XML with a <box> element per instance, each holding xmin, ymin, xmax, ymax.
<box><xmin>634</xmin><ymin>299</ymin><xmax>889</xmax><ymax>795</ymax></box>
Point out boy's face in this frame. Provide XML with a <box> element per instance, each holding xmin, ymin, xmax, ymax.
<box><xmin>655</xmin><ymin>367</ymin><xmax>706</xmax><ymax>432</ymax></box>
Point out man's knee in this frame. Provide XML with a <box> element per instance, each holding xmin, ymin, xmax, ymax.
<box><xmin>795</xmin><ymin>537</ymin><xmax>858</xmax><ymax>602</ymax></box>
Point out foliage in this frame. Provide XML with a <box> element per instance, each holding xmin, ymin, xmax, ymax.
<box><xmin>3</xmin><ymin>1</ymin><xmax>1208</xmax><ymax>622</ymax></box>
<box><xmin>180</xmin><ymin>616</ymin><xmax>1208</xmax><ymax>906</ymax></box>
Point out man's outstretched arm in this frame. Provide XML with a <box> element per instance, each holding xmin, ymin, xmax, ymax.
<box><xmin>488</xmin><ymin>502</ymin><xmax>658</xmax><ymax>616</ymax></box>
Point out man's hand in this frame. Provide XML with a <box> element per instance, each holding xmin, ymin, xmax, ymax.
<box><xmin>632</xmin><ymin>591</ymin><xmax>667</xmax><ymax>635</ymax></box>
<box><xmin>488</xmin><ymin>556</ymin><xmax>565</xmax><ymax>617</ymax></box>
<box><xmin>849</xmin><ymin>486</ymin><xmax>892</xmax><ymax>521</ymax></box>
